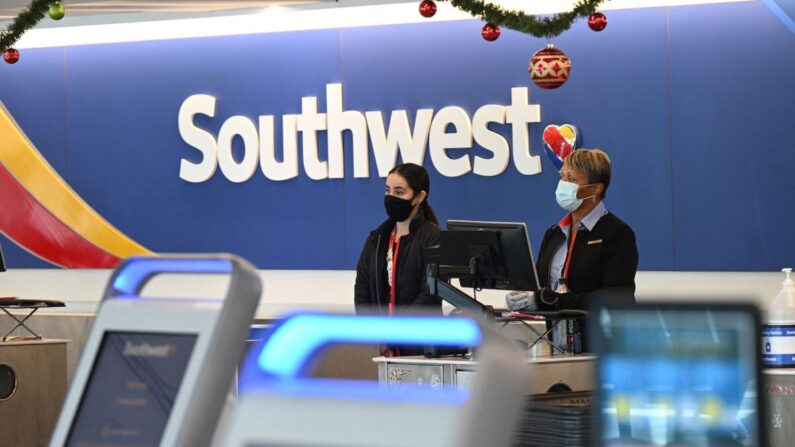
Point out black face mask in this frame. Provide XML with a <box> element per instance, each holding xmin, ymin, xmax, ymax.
<box><xmin>384</xmin><ymin>195</ymin><xmax>416</xmax><ymax>222</ymax></box>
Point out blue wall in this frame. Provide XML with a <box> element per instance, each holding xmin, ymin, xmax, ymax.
<box><xmin>0</xmin><ymin>1</ymin><xmax>793</xmax><ymax>270</ymax></box>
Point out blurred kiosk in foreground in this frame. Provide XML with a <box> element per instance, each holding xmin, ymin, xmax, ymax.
<box><xmin>591</xmin><ymin>303</ymin><xmax>766</xmax><ymax>447</ymax></box>
<box><xmin>48</xmin><ymin>255</ymin><xmax>261</xmax><ymax>447</ymax></box>
<box><xmin>222</xmin><ymin>312</ymin><xmax>529</xmax><ymax>447</ymax></box>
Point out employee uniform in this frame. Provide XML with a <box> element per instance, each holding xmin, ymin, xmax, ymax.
<box><xmin>536</xmin><ymin>201</ymin><xmax>639</xmax><ymax>310</ymax></box>
<box><xmin>354</xmin><ymin>215</ymin><xmax>441</xmax><ymax>315</ymax></box>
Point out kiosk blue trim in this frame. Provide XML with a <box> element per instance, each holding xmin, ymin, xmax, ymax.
<box><xmin>108</xmin><ymin>256</ymin><xmax>234</xmax><ymax>298</ymax></box>
<box><xmin>240</xmin><ymin>313</ymin><xmax>482</xmax><ymax>402</ymax></box>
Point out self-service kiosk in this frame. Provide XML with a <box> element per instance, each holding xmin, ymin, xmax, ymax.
<box><xmin>221</xmin><ymin>312</ymin><xmax>530</xmax><ymax>447</ymax></box>
<box><xmin>48</xmin><ymin>255</ymin><xmax>262</xmax><ymax>447</ymax></box>
<box><xmin>590</xmin><ymin>303</ymin><xmax>766</xmax><ymax>447</ymax></box>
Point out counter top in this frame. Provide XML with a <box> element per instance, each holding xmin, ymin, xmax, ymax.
<box><xmin>373</xmin><ymin>354</ymin><xmax>596</xmax><ymax>365</ymax></box>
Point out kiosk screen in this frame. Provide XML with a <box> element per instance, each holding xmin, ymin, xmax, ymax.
<box><xmin>595</xmin><ymin>305</ymin><xmax>761</xmax><ymax>447</ymax></box>
<box><xmin>66</xmin><ymin>331</ymin><xmax>197</xmax><ymax>447</ymax></box>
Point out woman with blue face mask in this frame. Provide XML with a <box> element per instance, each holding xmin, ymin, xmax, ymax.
<box><xmin>507</xmin><ymin>149</ymin><xmax>638</xmax><ymax>350</ymax></box>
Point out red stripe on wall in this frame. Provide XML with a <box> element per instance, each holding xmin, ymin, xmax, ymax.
<box><xmin>0</xmin><ymin>162</ymin><xmax>121</xmax><ymax>268</ymax></box>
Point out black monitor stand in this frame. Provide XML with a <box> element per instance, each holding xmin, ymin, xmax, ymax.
<box><xmin>423</xmin><ymin>229</ymin><xmax>507</xmax><ymax>320</ymax></box>
<box><xmin>425</xmin><ymin>263</ymin><xmax>498</xmax><ymax>320</ymax></box>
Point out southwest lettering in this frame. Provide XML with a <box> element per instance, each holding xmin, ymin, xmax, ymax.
<box><xmin>123</xmin><ymin>341</ymin><xmax>175</xmax><ymax>358</ymax></box>
<box><xmin>178</xmin><ymin>83</ymin><xmax>542</xmax><ymax>183</ymax></box>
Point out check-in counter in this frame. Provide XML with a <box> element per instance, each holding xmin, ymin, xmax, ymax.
<box><xmin>375</xmin><ymin>354</ymin><xmax>595</xmax><ymax>395</ymax></box>
<box><xmin>0</xmin><ymin>339</ymin><xmax>68</xmax><ymax>447</ymax></box>
<box><xmin>764</xmin><ymin>369</ymin><xmax>795</xmax><ymax>447</ymax></box>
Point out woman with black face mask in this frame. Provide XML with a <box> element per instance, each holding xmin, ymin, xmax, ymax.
<box><xmin>354</xmin><ymin>163</ymin><xmax>441</xmax><ymax>332</ymax></box>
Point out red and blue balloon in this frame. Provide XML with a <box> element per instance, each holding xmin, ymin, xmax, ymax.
<box><xmin>542</xmin><ymin>124</ymin><xmax>580</xmax><ymax>171</ymax></box>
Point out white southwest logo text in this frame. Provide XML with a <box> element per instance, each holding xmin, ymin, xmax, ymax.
<box><xmin>178</xmin><ymin>84</ymin><xmax>542</xmax><ymax>182</ymax></box>
<box><xmin>122</xmin><ymin>341</ymin><xmax>176</xmax><ymax>358</ymax></box>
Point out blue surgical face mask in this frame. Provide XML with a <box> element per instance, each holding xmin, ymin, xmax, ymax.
<box><xmin>555</xmin><ymin>180</ymin><xmax>592</xmax><ymax>212</ymax></box>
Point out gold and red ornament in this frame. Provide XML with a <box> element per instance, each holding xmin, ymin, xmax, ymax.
<box><xmin>49</xmin><ymin>2</ymin><xmax>66</xmax><ymax>21</ymax></box>
<box><xmin>418</xmin><ymin>0</ymin><xmax>437</xmax><ymax>18</ymax></box>
<box><xmin>481</xmin><ymin>23</ymin><xmax>500</xmax><ymax>42</ymax></box>
<box><xmin>3</xmin><ymin>48</ymin><xmax>20</xmax><ymax>64</ymax></box>
<box><xmin>528</xmin><ymin>44</ymin><xmax>570</xmax><ymax>89</ymax></box>
<box><xmin>587</xmin><ymin>12</ymin><xmax>607</xmax><ymax>32</ymax></box>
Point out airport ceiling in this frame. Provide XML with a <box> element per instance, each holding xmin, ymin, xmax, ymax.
<box><xmin>0</xmin><ymin>0</ymin><xmax>327</xmax><ymax>20</ymax></box>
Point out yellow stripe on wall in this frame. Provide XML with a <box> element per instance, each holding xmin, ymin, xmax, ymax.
<box><xmin>0</xmin><ymin>102</ymin><xmax>153</xmax><ymax>258</ymax></box>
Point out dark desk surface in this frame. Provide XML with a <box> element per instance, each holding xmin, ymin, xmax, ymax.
<box><xmin>0</xmin><ymin>297</ymin><xmax>66</xmax><ymax>309</ymax></box>
<box><xmin>495</xmin><ymin>309</ymin><xmax>588</xmax><ymax>322</ymax></box>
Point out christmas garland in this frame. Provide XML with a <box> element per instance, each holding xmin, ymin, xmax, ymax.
<box><xmin>442</xmin><ymin>0</ymin><xmax>608</xmax><ymax>38</ymax></box>
<box><xmin>1</xmin><ymin>0</ymin><xmax>608</xmax><ymax>52</ymax></box>
<box><xmin>0</xmin><ymin>0</ymin><xmax>53</xmax><ymax>52</ymax></box>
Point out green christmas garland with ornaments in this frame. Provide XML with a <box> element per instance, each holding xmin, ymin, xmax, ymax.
<box><xmin>2</xmin><ymin>0</ymin><xmax>609</xmax><ymax>88</ymax></box>
<box><xmin>418</xmin><ymin>0</ymin><xmax>608</xmax><ymax>38</ymax></box>
<box><xmin>1</xmin><ymin>0</ymin><xmax>64</xmax><ymax>64</ymax></box>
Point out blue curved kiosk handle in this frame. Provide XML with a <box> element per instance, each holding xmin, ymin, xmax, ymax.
<box><xmin>239</xmin><ymin>312</ymin><xmax>482</xmax><ymax>402</ymax></box>
<box><xmin>103</xmin><ymin>254</ymin><xmax>258</xmax><ymax>301</ymax></box>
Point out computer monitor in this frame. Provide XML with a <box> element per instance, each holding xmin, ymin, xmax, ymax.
<box><xmin>0</xmin><ymin>238</ymin><xmax>6</xmax><ymax>272</ymax></box>
<box><xmin>444</xmin><ymin>220</ymin><xmax>540</xmax><ymax>292</ymax></box>
<box><xmin>590</xmin><ymin>303</ymin><xmax>765</xmax><ymax>447</ymax></box>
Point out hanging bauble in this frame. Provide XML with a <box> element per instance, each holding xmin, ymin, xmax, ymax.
<box><xmin>418</xmin><ymin>0</ymin><xmax>437</xmax><ymax>18</ymax></box>
<box><xmin>3</xmin><ymin>48</ymin><xmax>20</xmax><ymax>65</ymax></box>
<box><xmin>528</xmin><ymin>44</ymin><xmax>571</xmax><ymax>89</ymax></box>
<box><xmin>587</xmin><ymin>12</ymin><xmax>607</xmax><ymax>32</ymax></box>
<box><xmin>49</xmin><ymin>2</ymin><xmax>66</xmax><ymax>21</ymax></box>
<box><xmin>481</xmin><ymin>23</ymin><xmax>500</xmax><ymax>42</ymax></box>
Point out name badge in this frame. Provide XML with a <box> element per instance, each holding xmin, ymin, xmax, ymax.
<box><xmin>587</xmin><ymin>239</ymin><xmax>603</xmax><ymax>245</ymax></box>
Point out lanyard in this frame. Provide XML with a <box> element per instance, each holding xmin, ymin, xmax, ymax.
<box><xmin>387</xmin><ymin>228</ymin><xmax>402</xmax><ymax>315</ymax></box>
<box><xmin>560</xmin><ymin>222</ymin><xmax>579</xmax><ymax>291</ymax></box>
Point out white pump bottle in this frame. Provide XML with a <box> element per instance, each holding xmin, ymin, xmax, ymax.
<box><xmin>763</xmin><ymin>268</ymin><xmax>795</xmax><ymax>367</ymax></box>
<box><xmin>768</xmin><ymin>268</ymin><xmax>795</xmax><ymax>324</ymax></box>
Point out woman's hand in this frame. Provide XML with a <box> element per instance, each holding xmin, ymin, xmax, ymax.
<box><xmin>505</xmin><ymin>291</ymin><xmax>537</xmax><ymax>311</ymax></box>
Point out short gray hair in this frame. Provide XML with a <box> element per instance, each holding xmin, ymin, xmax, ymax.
<box><xmin>566</xmin><ymin>149</ymin><xmax>611</xmax><ymax>197</ymax></box>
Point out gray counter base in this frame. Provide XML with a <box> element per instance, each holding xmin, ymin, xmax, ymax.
<box><xmin>375</xmin><ymin>354</ymin><xmax>595</xmax><ymax>395</ymax></box>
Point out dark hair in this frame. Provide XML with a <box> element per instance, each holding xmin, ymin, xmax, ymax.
<box><xmin>388</xmin><ymin>163</ymin><xmax>439</xmax><ymax>226</ymax></box>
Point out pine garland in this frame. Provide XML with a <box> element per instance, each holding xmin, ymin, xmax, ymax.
<box><xmin>443</xmin><ymin>0</ymin><xmax>608</xmax><ymax>38</ymax></box>
<box><xmin>0</xmin><ymin>0</ymin><xmax>53</xmax><ymax>52</ymax></box>
<box><xmin>1</xmin><ymin>0</ymin><xmax>607</xmax><ymax>53</ymax></box>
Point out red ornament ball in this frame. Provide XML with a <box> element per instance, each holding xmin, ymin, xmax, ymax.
<box><xmin>481</xmin><ymin>23</ymin><xmax>500</xmax><ymax>42</ymax></box>
<box><xmin>587</xmin><ymin>12</ymin><xmax>608</xmax><ymax>32</ymax></box>
<box><xmin>3</xmin><ymin>48</ymin><xmax>20</xmax><ymax>65</ymax></box>
<box><xmin>418</xmin><ymin>0</ymin><xmax>437</xmax><ymax>18</ymax></box>
<box><xmin>528</xmin><ymin>44</ymin><xmax>571</xmax><ymax>89</ymax></box>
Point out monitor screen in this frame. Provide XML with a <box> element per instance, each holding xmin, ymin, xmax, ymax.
<box><xmin>66</xmin><ymin>331</ymin><xmax>197</xmax><ymax>447</ymax></box>
<box><xmin>0</xmin><ymin>238</ymin><xmax>6</xmax><ymax>272</ymax></box>
<box><xmin>593</xmin><ymin>304</ymin><xmax>762</xmax><ymax>447</ymax></box>
<box><xmin>445</xmin><ymin>220</ymin><xmax>540</xmax><ymax>291</ymax></box>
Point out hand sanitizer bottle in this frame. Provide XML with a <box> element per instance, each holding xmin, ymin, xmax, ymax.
<box><xmin>763</xmin><ymin>268</ymin><xmax>795</xmax><ymax>367</ymax></box>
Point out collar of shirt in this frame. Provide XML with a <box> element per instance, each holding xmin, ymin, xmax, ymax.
<box><xmin>557</xmin><ymin>201</ymin><xmax>608</xmax><ymax>237</ymax></box>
